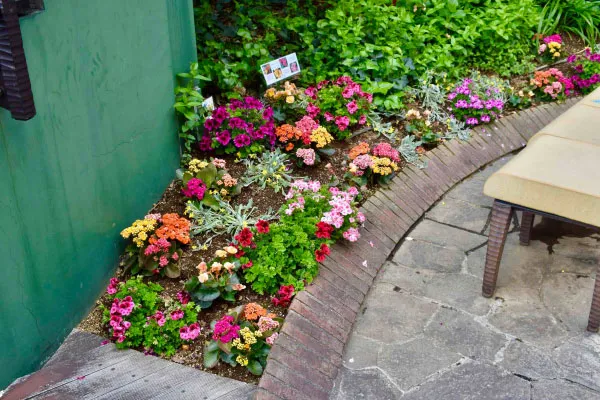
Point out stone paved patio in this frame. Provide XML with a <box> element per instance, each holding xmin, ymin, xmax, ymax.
<box><xmin>331</xmin><ymin>156</ymin><xmax>600</xmax><ymax>400</ymax></box>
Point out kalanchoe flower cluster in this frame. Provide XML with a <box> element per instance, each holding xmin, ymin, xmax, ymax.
<box><xmin>181</xmin><ymin>177</ymin><xmax>206</xmax><ymax>200</ymax></box>
<box><xmin>567</xmin><ymin>48</ymin><xmax>600</xmax><ymax>95</ymax></box>
<box><xmin>274</xmin><ymin>116</ymin><xmax>334</xmax><ymax>166</ymax></box>
<box><xmin>272</xmin><ymin>285</ymin><xmax>295</xmax><ymax>307</ymax></box>
<box><xmin>234</xmin><ymin>228</ymin><xmax>254</xmax><ymax>247</ymax></box>
<box><xmin>347</xmin><ymin>142</ymin><xmax>399</xmax><ymax>184</ymax></box>
<box><xmin>296</xmin><ymin>147</ymin><xmax>316</xmax><ymax>166</ymax></box>
<box><xmin>204</xmin><ymin>304</ymin><xmax>282</xmax><ymax>374</ymax></box>
<box><xmin>255</xmin><ymin>220</ymin><xmax>270</xmax><ymax>234</ymax></box>
<box><xmin>538</xmin><ymin>34</ymin><xmax>562</xmax><ymax>61</ymax></box>
<box><xmin>530</xmin><ymin>68</ymin><xmax>572</xmax><ymax>100</ymax></box>
<box><xmin>304</xmin><ymin>76</ymin><xmax>372</xmax><ymax>139</ymax></box>
<box><xmin>201</xmin><ymin>97</ymin><xmax>276</xmax><ymax>155</ymax></box>
<box><xmin>121</xmin><ymin>213</ymin><xmax>190</xmax><ymax>277</ymax></box>
<box><xmin>212</xmin><ymin>315</ymin><xmax>241</xmax><ymax>343</ymax></box>
<box><xmin>447</xmin><ymin>78</ymin><xmax>504</xmax><ymax>126</ymax></box>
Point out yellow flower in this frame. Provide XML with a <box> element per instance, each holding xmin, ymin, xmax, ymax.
<box><xmin>286</xmin><ymin>95</ymin><xmax>295</xmax><ymax>103</ymax></box>
<box><xmin>310</xmin><ymin>127</ymin><xmax>334</xmax><ymax>148</ymax></box>
<box><xmin>262</xmin><ymin>169</ymin><xmax>268</xmax><ymax>175</ymax></box>
<box><xmin>215</xmin><ymin>250</ymin><xmax>227</xmax><ymax>258</ymax></box>
<box><xmin>236</xmin><ymin>355</ymin><xmax>249</xmax><ymax>366</ymax></box>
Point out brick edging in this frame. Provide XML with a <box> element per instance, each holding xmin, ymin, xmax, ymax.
<box><xmin>254</xmin><ymin>100</ymin><xmax>578</xmax><ymax>400</ymax></box>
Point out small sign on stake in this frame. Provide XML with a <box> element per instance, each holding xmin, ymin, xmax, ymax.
<box><xmin>260</xmin><ymin>53</ymin><xmax>301</xmax><ymax>86</ymax></box>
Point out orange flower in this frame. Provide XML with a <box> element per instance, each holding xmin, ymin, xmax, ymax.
<box><xmin>243</xmin><ymin>303</ymin><xmax>267</xmax><ymax>321</ymax></box>
<box><xmin>348</xmin><ymin>142</ymin><xmax>370</xmax><ymax>160</ymax></box>
<box><xmin>153</xmin><ymin>213</ymin><xmax>191</xmax><ymax>245</ymax></box>
<box><xmin>275</xmin><ymin>124</ymin><xmax>303</xmax><ymax>144</ymax></box>
<box><xmin>286</xmin><ymin>142</ymin><xmax>294</xmax><ymax>151</ymax></box>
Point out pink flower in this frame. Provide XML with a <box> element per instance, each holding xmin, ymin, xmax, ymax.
<box><xmin>177</xmin><ymin>291</ymin><xmax>191</xmax><ymax>305</ymax></box>
<box><xmin>182</xmin><ymin>178</ymin><xmax>206</xmax><ymax>200</ymax></box>
<box><xmin>335</xmin><ymin>116</ymin><xmax>350</xmax><ymax>131</ymax></box>
<box><xmin>324</xmin><ymin>112</ymin><xmax>334</xmax><ymax>122</ymax></box>
<box><xmin>180</xmin><ymin>322</ymin><xmax>201</xmax><ymax>341</ymax></box>
<box><xmin>296</xmin><ymin>148</ymin><xmax>316</xmax><ymax>166</ymax></box>
<box><xmin>212</xmin><ymin>315</ymin><xmax>240</xmax><ymax>343</ymax></box>
<box><xmin>304</xmin><ymin>86</ymin><xmax>318</xmax><ymax>99</ymax></box>
<box><xmin>306</xmin><ymin>103</ymin><xmax>321</xmax><ymax>118</ymax></box>
<box><xmin>266</xmin><ymin>332</ymin><xmax>279</xmax><ymax>345</ymax></box>
<box><xmin>358</xmin><ymin>114</ymin><xmax>367</xmax><ymax>125</ymax></box>
<box><xmin>171</xmin><ymin>252</ymin><xmax>179</xmax><ymax>261</ymax></box>
<box><xmin>372</xmin><ymin>142</ymin><xmax>400</xmax><ymax>162</ymax></box>
<box><xmin>346</xmin><ymin>100</ymin><xmax>358</xmax><ymax>114</ymax></box>
<box><xmin>170</xmin><ymin>310</ymin><xmax>184</xmax><ymax>321</ymax></box>
<box><xmin>159</xmin><ymin>256</ymin><xmax>169</xmax><ymax>267</ymax></box>
<box><xmin>343</xmin><ymin>228</ymin><xmax>361</xmax><ymax>242</ymax></box>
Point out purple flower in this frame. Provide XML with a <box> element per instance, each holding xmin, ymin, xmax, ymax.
<box><xmin>244</xmin><ymin>96</ymin><xmax>263</xmax><ymax>110</ymax></box>
<box><xmin>455</xmin><ymin>100</ymin><xmax>468</xmax><ymax>108</ymax></box>
<box><xmin>262</xmin><ymin>106</ymin><xmax>274</xmax><ymax>121</ymax></box>
<box><xmin>481</xmin><ymin>115</ymin><xmax>491</xmax><ymax>123</ymax></box>
<box><xmin>199</xmin><ymin>135</ymin><xmax>213</xmax><ymax>151</ymax></box>
<box><xmin>228</xmin><ymin>117</ymin><xmax>247</xmax><ymax>130</ymax></box>
<box><xmin>216</xmin><ymin>130</ymin><xmax>231</xmax><ymax>146</ymax></box>
<box><xmin>212</xmin><ymin>106</ymin><xmax>230</xmax><ymax>123</ymax></box>
<box><xmin>204</xmin><ymin>118</ymin><xmax>220</xmax><ymax>132</ymax></box>
<box><xmin>466</xmin><ymin>117</ymin><xmax>479</xmax><ymax>125</ymax></box>
<box><xmin>233</xmin><ymin>134</ymin><xmax>251</xmax><ymax>148</ymax></box>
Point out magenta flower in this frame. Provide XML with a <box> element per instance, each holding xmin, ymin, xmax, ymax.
<box><xmin>335</xmin><ymin>115</ymin><xmax>350</xmax><ymax>131</ymax></box>
<box><xmin>216</xmin><ymin>130</ymin><xmax>231</xmax><ymax>146</ymax></box>
<box><xmin>170</xmin><ymin>309</ymin><xmax>184</xmax><ymax>321</ymax></box>
<box><xmin>182</xmin><ymin>178</ymin><xmax>206</xmax><ymax>201</ymax></box>
<box><xmin>346</xmin><ymin>100</ymin><xmax>359</xmax><ymax>114</ymax></box>
<box><xmin>306</xmin><ymin>103</ymin><xmax>321</xmax><ymax>118</ymax></box>
<box><xmin>233</xmin><ymin>134</ymin><xmax>251</xmax><ymax>148</ymax></box>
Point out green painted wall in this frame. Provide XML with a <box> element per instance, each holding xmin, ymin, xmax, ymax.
<box><xmin>0</xmin><ymin>0</ymin><xmax>196</xmax><ymax>388</ymax></box>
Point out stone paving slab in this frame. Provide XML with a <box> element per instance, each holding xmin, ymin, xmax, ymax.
<box><xmin>332</xmin><ymin>155</ymin><xmax>600</xmax><ymax>399</ymax></box>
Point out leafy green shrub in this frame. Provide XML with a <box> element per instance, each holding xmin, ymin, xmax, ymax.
<box><xmin>241</xmin><ymin>181</ymin><xmax>362</xmax><ymax>294</ymax></box>
<box><xmin>174</xmin><ymin>63</ymin><xmax>211</xmax><ymax>159</ymax></box>
<box><xmin>102</xmin><ymin>277</ymin><xmax>200</xmax><ymax>356</ymax></box>
<box><xmin>194</xmin><ymin>0</ymin><xmax>328</xmax><ymax>95</ymax></box>
<box><xmin>194</xmin><ymin>0</ymin><xmax>540</xmax><ymax>111</ymax></box>
<box><xmin>536</xmin><ymin>0</ymin><xmax>600</xmax><ymax>45</ymax></box>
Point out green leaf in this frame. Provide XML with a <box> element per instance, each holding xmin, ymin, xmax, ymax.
<box><xmin>196</xmin><ymin>163</ymin><xmax>218</xmax><ymax>187</ymax></box>
<box><xmin>247</xmin><ymin>359</ymin><xmax>264</xmax><ymax>375</ymax></box>
<box><xmin>190</xmin><ymin>287</ymin><xmax>221</xmax><ymax>302</ymax></box>
<box><xmin>164</xmin><ymin>263</ymin><xmax>181</xmax><ymax>279</ymax></box>
<box><xmin>204</xmin><ymin>343</ymin><xmax>220</xmax><ymax>368</ymax></box>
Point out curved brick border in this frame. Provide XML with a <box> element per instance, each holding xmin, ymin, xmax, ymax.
<box><xmin>254</xmin><ymin>99</ymin><xmax>579</xmax><ymax>400</ymax></box>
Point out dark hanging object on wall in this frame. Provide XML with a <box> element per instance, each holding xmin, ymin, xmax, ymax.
<box><xmin>0</xmin><ymin>0</ymin><xmax>43</xmax><ymax>121</ymax></box>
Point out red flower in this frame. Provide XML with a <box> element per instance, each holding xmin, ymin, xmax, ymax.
<box><xmin>234</xmin><ymin>228</ymin><xmax>254</xmax><ymax>247</ymax></box>
<box><xmin>272</xmin><ymin>284</ymin><xmax>295</xmax><ymax>307</ymax></box>
<box><xmin>241</xmin><ymin>261</ymin><xmax>253</xmax><ymax>270</ymax></box>
<box><xmin>315</xmin><ymin>222</ymin><xmax>334</xmax><ymax>239</ymax></box>
<box><xmin>315</xmin><ymin>243</ymin><xmax>330</xmax><ymax>262</ymax></box>
<box><xmin>256</xmin><ymin>220</ymin><xmax>270</xmax><ymax>234</ymax></box>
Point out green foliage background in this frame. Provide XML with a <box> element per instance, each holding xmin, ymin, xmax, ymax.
<box><xmin>193</xmin><ymin>0</ymin><xmax>550</xmax><ymax>110</ymax></box>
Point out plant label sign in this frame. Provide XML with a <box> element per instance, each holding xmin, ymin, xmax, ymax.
<box><xmin>260</xmin><ymin>53</ymin><xmax>301</xmax><ymax>85</ymax></box>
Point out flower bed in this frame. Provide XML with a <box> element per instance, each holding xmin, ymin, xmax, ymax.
<box><xmin>80</xmin><ymin>31</ymin><xmax>600</xmax><ymax>386</ymax></box>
